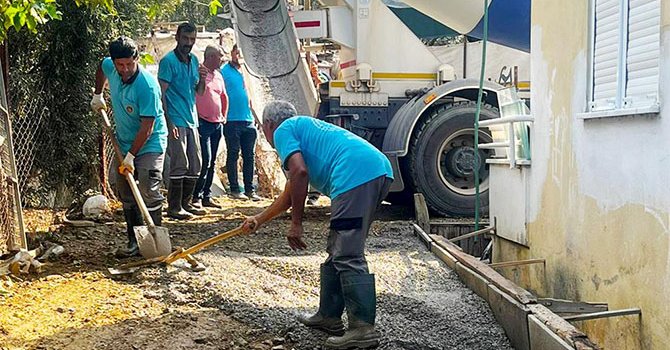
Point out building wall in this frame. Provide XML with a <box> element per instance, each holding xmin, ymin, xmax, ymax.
<box><xmin>492</xmin><ymin>1</ymin><xmax>670</xmax><ymax>349</ymax></box>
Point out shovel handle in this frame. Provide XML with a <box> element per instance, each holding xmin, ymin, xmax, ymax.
<box><xmin>163</xmin><ymin>226</ymin><xmax>245</xmax><ymax>264</ymax></box>
<box><xmin>99</xmin><ymin>110</ymin><xmax>155</xmax><ymax>228</ymax></box>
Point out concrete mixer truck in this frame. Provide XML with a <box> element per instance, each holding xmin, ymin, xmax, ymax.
<box><xmin>230</xmin><ymin>0</ymin><xmax>532</xmax><ymax>216</ymax></box>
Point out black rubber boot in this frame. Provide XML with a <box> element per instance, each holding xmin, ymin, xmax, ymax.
<box><xmin>116</xmin><ymin>207</ymin><xmax>143</xmax><ymax>258</ymax></box>
<box><xmin>297</xmin><ymin>264</ymin><xmax>345</xmax><ymax>336</ymax></box>
<box><xmin>149</xmin><ymin>208</ymin><xmax>162</xmax><ymax>227</ymax></box>
<box><xmin>167</xmin><ymin>179</ymin><xmax>194</xmax><ymax>220</ymax></box>
<box><xmin>182</xmin><ymin>178</ymin><xmax>207</xmax><ymax>216</ymax></box>
<box><xmin>325</xmin><ymin>272</ymin><xmax>380</xmax><ymax>349</ymax></box>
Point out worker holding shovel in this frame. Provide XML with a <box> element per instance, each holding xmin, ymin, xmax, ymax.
<box><xmin>90</xmin><ymin>36</ymin><xmax>168</xmax><ymax>257</ymax></box>
<box><xmin>243</xmin><ymin>101</ymin><xmax>393</xmax><ymax>350</ymax></box>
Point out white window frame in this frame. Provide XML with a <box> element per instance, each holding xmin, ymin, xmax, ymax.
<box><xmin>579</xmin><ymin>0</ymin><xmax>661</xmax><ymax>120</ymax></box>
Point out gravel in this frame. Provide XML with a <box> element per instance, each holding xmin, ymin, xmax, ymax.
<box><xmin>137</xmin><ymin>214</ymin><xmax>513</xmax><ymax>350</ymax></box>
<box><xmin>217</xmin><ymin>1</ymin><xmax>514</xmax><ymax>348</ymax></box>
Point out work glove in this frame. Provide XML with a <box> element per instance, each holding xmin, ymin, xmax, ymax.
<box><xmin>90</xmin><ymin>93</ymin><xmax>106</xmax><ymax>114</ymax></box>
<box><xmin>118</xmin><ymin>152</ymin><xmax>135</xmax><ymax>175</ymax></box>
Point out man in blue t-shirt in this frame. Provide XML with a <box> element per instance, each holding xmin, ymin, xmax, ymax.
<box><xmin>90</xmin><ymin>36</ymin><xmax>168</xmax><ymax>257</ymax></box>
<box><xmin>220</xmin><ymin>44</ymin><xmax>261</xmax><ymax>201</ymax></box>
<box><xmin>242</xmin><ymin>101</ymin><xmax>393</xmax><ymax>349</ymax></box>
<box><xmin>158</xmin><ymin>22</ymin><xmax>208</xmax><ymax>220</ymax></box>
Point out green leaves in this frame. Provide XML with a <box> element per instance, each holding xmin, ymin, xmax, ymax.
<box><xmin>208</xmin><ymin>0</ymin><xmax>222</xmax><ymax>16</ymax></box>
<box><xmin>139</xmin><ymin>52</ymin><xmax>155</xmax><ymax>67</ymax></box>
<box><xmin>0</xmin><ymin>0</ymin><xmax>118</xmax><ymax>41</ymax></box>
<box><xmin>1</xmin><ymin>0</ymin><xmax>64</xmax><ymax>39</ymax></box>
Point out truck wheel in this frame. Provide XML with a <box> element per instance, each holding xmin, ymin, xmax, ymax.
<box><xmin>408</xmin><ymin>101</ymin><xmax>497</xmax><ymax>216</ymax></box>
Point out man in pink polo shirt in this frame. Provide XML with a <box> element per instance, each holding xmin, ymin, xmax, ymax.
<box><xmin>192</xmin><ymin>45</ymin><xmax>228</xmax><ymax>209</ymax></box>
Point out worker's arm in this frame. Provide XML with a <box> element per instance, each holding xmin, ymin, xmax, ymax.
<box><xmin>285</xmin><ymin>153</ymin><xmax>309</xmax><ymax>250</ymax></box>
<box><xmin>220</xmin><ymin>88</ymin><xmax>229</xmax><ymax>122</ymax></box>
<box><xmin>94</xmin><ymin>62</ymin><xmax>107</xmax><ymax>94</ymax></box>
<box><xmin>159</xmin><ymin>80</ymin><xmax>179</xmax><ymax>139</ymax></box>
<box><xmin>128</xmin><ymin>118</ymin><xmax>155</xmax><ymax>156</ymax></box>
<box><xmin>196</xmin><ymin>65</ymin><xmax>207</xmax><ymax>95</ymax></box>
<box><xmin>118</xmin><ymin>117</ymin><xmax>155</xmax><ymax>175</ymax></box>
<box><xmin>90</xmin><ymin>61</ymin><xmax>108</xmax><ymax>113</ymax></box>
<box><xmin>243</xmin><ymin>181</ymin><xmax>293</xmax><ymax>231</ymax></box>
<box><xmin>286</xmin><ymin>153</ymin><xmax>308</xmax><ymax>228</ymax></box>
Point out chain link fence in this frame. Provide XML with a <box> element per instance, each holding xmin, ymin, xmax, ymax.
<box><xmin>0</xmin><ymin>49</ymin><xmax>26</xmax><ymax>255</ymax></box>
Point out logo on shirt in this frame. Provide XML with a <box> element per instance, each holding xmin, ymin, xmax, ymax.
<box><xmin>125</xmin><ymin>105</ymin><xmax>134</xmax><ymax>114</ymax></box>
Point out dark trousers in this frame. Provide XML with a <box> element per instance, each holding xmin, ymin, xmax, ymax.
<box><xmin>223</xmin><ymin>121</ymin><xmax>257</xmax><ymax>194</ymax></box>
<box><xmin>324</xmin><ymin>176</ymin><xmax>392</xmax><ymax>274</ymax></box>
<box><xmin>194</xmin><ymin>119</ymin><xmax>223</xmax><ymax>200</ymax></box>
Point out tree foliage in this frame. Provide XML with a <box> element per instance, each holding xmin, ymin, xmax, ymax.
<box><xmin>5</xmin><ymin>0</ymin><xmax>228</xmax><ymax>206</ymax></box>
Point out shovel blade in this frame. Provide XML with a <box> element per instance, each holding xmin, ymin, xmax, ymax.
<box><xmin>134</xmin><ymin>226</ymin><xmax>172</xmax><ymax>258</ymax></box>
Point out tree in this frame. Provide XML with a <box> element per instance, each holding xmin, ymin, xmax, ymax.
<box><xmin>0</xmin><ymin>0</ymin><xmax>224</xmax><ymax>40</ymax></box>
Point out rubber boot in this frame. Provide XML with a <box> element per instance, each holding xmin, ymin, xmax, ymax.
<box><xmin>297</xmin><ymin>264</ymin><xmax>345</xmax><ymax>336</ymax></box>
<box><xmin>149</xmin><ymin>208</ymin><xmax>162</xmax><ymax>227</ymax></box>
<box><xmin>325</xmin><ymin>273</ymin><xmax>380</xmax><ymax>349</ymax></box>
<box><xmin>182</xmin><ymin>178</ymin><xmax>207</xmax><ymax>215</ymax></box>
<box><xmin>116</xmin><ymin>207</ymin><xmax>143</xmax><ymax>258</ymax></box>
<box><xmin>167</xmin><ymin>179</ymin><xmax>194</xmax><ymax>220</ymax></box>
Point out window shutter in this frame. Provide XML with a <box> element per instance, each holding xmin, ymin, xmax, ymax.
<box><xmin>625</xmin><ymin>0</ymin><xmax>660</xmax><ymax>108</ymax></box>
<box><xmin>592</xmin><ymin>0</ymin><xmax>621</xmax><ymax>111</ymax></box>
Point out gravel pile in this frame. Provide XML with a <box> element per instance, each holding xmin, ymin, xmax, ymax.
<box><xmin>137</xmin><ymin>214</ymin><xmax>513</xmax><ymax>350</ymax></box>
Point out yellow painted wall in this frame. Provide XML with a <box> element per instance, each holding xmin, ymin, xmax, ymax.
<box><xmin>493</xmin><ymin>1</ymin><xmax>670</xmax><ymax>349</ymax></box>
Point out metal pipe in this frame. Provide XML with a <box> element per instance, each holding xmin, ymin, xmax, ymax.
<box><xmin>480</xmin><ymin>115</ymin><xmax>534</xmax><ymax>126</ymax></box>
<box><xmin>479</xmin><ymin>141</ymin><xmax>511</xmax><ymax>149</ymax></box>
<box><xmin>489</xmin><ymin>259</ymin><xmax>545</xmax><ymax>268</ymax></box>
<box><xmin>508</xmin><ymin>122</ymin><xmax>515</xmax><ymax>168</ymax></box>
<box><xmin>563</xmin><ymin>308</ymin><xmax>641</xmax><ymax>322</ymax></box>
<box><xmin>449</xmin><ymin>226</ymin><xmax>495</xmax><ymax>242</ymax></box>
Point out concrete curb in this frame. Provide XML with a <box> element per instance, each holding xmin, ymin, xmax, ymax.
<box><xmin>413</xmin><ymin>223</ymin><xmax>600</xmax><ymax>350</ymax></box>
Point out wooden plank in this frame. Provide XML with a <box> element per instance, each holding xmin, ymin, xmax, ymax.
<box><xmin>563</xmin><ymin>308</ymin><xmax>641</xmax><ymax>322</ymax></box>
<box><xmin>488</xmin><ymin>284</ymin><xmax>531</xmax><ymax>350</ymax></box>
<box><xmin>528</xmin><ymin>315</ymin><xmax>574</xmax><ymax>350</ymax></box>
<box><xmin>411</xmin><ymin>223</ymin><xmax>433</xmax><ymax>250</ymax></box>
<box><xmin>528</xmin><ymin>304</ymin><xmax>601</xmax><ymax>349</ymax></box>
<box><xmin>430</xmin><ymin>243</ymin><xmax>457</xmax><ymax>270</ymax></box>
<box><xmin>432</xmin><ymin>234</ymin><xmax>536</xmax><ymax>305</ymax></box>
<box><xmin>490</xmin><ymin>259</ymin><xmax>545</xmax><ymax>269</ymax></box>
<box><xmin>413</xmin><ymin>193</ymin><xmax>430</xmax><ymax>233</ymax></box>
<box><xmin>538</xmin><ymin>298</ymin><xmax>608</xmax><ymax>315</ymax></box>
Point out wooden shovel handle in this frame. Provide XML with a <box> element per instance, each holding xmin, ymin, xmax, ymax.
<box><xmin>99</xmin><ymin>110</ymin><xmax>155</xmax><ymax>228</ymax></box>
<box><xmin>163</xmin><ymin>227</ymin><xmax>246</xmax><ymax>264</ymax></box>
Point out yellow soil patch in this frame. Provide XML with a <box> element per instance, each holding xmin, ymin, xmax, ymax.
<box><xmin>0</xmin><ymin>272</ymin><xmax>164</xmax><ymax>349</ymax></box>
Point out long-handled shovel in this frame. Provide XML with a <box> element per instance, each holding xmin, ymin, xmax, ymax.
<box><xmin>100</xmin><ymin>110</ymin><xmax>172</xmax><ymax>259</ymax></box>
<box><xmin>108</xmin><ymin>226</ymin><xmax>245</xmax><ymax>275</ymax></box>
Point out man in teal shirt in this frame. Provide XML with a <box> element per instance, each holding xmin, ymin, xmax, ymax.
<box><xmin>220</xmin><ymin>44</ymin><xmax>261</xmax><ymax>201</ymax></box>
<box><xmin>242</xmin><ymin>101</ymin><xmax>393</xmax><ymax>349</ymax></box>
<box><xmin>90</xmin><ymin>36</ymin><xmax>168</xmax><ymax>257</ymax></box>
<box><xmin>158</xmin><ymin>22</ymin><xmax>208</xmax><ymax>219</ymax></box>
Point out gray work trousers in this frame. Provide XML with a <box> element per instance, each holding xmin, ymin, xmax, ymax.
<box><xmin>324</xmin><ymin>176</ymin><xmax>392</xmax><ymax>274</ymax></box>
<box><xmin>114</xmin><ymin>152</ymin><xmax>165</xmax><ymax>212</ymax></box>
<box><xmin>167</xmin><ymin>126</ymin><xmax>202</xmax><ymax>180</ymax></box>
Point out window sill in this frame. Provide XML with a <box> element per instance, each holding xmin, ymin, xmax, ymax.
<box><xmin>577</xmin><ymin>105</ymin><xmax>660</xmax><ymax>120</ymax></box>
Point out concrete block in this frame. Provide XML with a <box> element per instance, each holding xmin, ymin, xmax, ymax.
<box><xmin>487</xmin><ymin>284</ymin><xmax>531</xmax><ymax>350</ymax></box>
<box><xmin>528</xmin><ymin>315</ymin><xmax>574</xmax><ymax>350</ymax></box>
<box><xmin>454</xmin><ymin>262</ymin><xmax>489</xmax><ymax>300</ymax></box>
<box><xmin>431</xmin><ymin>243</ymin><xmax>458</xmax><ymax>270</ymax></box>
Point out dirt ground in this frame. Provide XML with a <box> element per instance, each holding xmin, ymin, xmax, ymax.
<box><xmin>1</xmin><ymin>198</ymin><xmax>512</xmax><ymax>350</ymax></box>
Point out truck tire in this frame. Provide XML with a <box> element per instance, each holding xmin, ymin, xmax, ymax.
<box><xmin>407</xmin><ymin>101</ymin><xmax>497</xmax><ymax>216</ymax></box>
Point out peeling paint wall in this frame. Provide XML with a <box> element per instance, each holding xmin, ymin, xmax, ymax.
<box><xmin>491</xmin><ymin>0</ymin><xmax>670</xmax><ymax>349</ymax></box>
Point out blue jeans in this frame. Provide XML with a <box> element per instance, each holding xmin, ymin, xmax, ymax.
<box><xmin>224</xmin><ymin>121</ymin><xmax>257</xmax><ymax>194</ymax></box>
<box><xmin>194</xmin><ymin>119</ymin><xmax>223</xmax><ymax>200</ymax></box>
